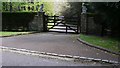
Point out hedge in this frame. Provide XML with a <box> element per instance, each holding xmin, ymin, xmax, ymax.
<box><xmin>2</xmin><ymin>12</ymin><xmax>37</xmax><ymax>31</ymax></box>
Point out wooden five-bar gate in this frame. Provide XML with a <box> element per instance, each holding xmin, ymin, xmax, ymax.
<box><xmin>44</xmin><ymin>15</ymin><xmax>80</xmax><ymax>34</ymax></box>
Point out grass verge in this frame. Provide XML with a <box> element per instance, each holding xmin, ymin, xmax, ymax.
<box><xmin>80</xmin><ymin>34</ymin><xmax>120</xmax><ymax>52</ymax></box>
<box><xmin>0</xmin><ymin>32</ymin><xmax>30</xmax><ymax>36</ymax></box>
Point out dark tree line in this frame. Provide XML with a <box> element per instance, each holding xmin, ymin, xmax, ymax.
<box><xmin>62</xmin><ymin>2</ymin><xmax>120</xmax><ymax>37</ymax></box>
<box><xmin>91</xmin><ymin>2</ymin><xmax>120</xmax><ymax>37</ymax></box>
<box><xmin>60</xmin><ymin>2</ymin><xmax>120</xmax><ymax>37</ymax></box>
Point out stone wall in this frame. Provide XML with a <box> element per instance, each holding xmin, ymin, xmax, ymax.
<box><xmin>29</xmin><ymin>12</ymin><xmax>45</xmax><ymax>32</ymax></box>
<box><xmin>81</xmin><ymin>13</ymin><xmax>102</xmax><ymax>35</ymax></box>
<box><xmin>2</xmin><ymin>12</ymin><xmax>46</xmax><ymax>31</ymax></box>
<box><xmin>2</xmin><ymin>12</ymin><xmax>36</xmax><ymax>31</ymax></box>
<box><xmin>81</xmin><ymin>14</ymin><xmax>87</xmax><ymax>33</ymax></box>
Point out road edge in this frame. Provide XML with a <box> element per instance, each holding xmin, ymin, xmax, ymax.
<box><xmin>77</xmin><ymin>38</ymin><xmax>120</xmax><ymax>56</ymax></box>
<box><xmin>0</xmin><ymin>46</ymin><xmax>119</xmax><ymax>64</ymax></box>
<box><xmin>0</xmin><ymin>31</ymin><xmax>41</xmax><ymax>38</ymax></box>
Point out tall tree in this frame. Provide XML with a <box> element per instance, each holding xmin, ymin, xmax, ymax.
<box><xmin>89</xmin><ymin>2</ymin><xmax>120</xmax><ymax>37</ymax></box>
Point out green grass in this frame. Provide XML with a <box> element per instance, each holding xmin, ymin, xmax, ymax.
<box><xmin>80</xmin><ymin>34</ymin><xmax>120</xmax><ymax>52</ymax></box>
<box><xmin>0</xmin><ymin>32</ymin><xmax>30</xmax><ymax>36</ymax></box>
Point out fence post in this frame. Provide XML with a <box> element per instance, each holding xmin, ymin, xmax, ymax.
<box><xmin>77</xmin><ymin>15</ymin><xmax>81</xmax><ymax>34</ymax></box>
<box><xmin>43</xmin><ymin>12</ymin><xmax>47</xmax><ymax>32</ymax></box>
<box><xmin>66</xmin><ymin>26</ymin><xmax>67</xmax><ymax>34</ymax></box>
<box><xmin>54</xmin><ymin>15</ymin><xmax>56</xmax><ymax>26</ymax></box>
<box><xmin>77</xmin><ymin>24</ymin><xmax>79</xmax><ymax>34</ymax></box>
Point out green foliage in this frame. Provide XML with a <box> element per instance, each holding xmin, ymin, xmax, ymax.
<box><xmin>0</xmin><ymin>2</ymin><xmax>2</xmax><ymax>12</ymax></box>
<box><xmin>2</xmin><ymin>2</ymin><xmax>54</xmax><ymax>15</ymax></box>
<box><xmin>80</xmin><ymin>34</ymin><xmax>120</xmax><ymax>52</ymax></box>
<box><xmin>61</xmin><ymin>2</ymin><xmax>82</xmax><ymax>17</ymax></box>
<box><xmin>43</xmin><ymin>2</ymin><xmax>54</xmax><ymax>15</ymax></box>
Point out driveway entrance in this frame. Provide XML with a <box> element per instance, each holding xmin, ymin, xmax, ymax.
<box><xmin>1</xmin><ymin>32</ymin><xmax>118</xmax><ymax>62</ymax></box>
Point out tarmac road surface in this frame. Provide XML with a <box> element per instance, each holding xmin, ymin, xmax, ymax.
<box><xmin>1</xmin><ymin>50</ymin><xmax>112</xmax><ymax>66</ymax></box>
<box><xmin>1</xmin><ymin>32</ymin><xmax>118</xmax><ymax>62</ymax></box>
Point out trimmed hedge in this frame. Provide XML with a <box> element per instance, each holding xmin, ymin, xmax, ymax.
<box><xmin>2</xmin><ymin>12</ymin><xmax>37</xmax><ymax>31</ymax></box>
